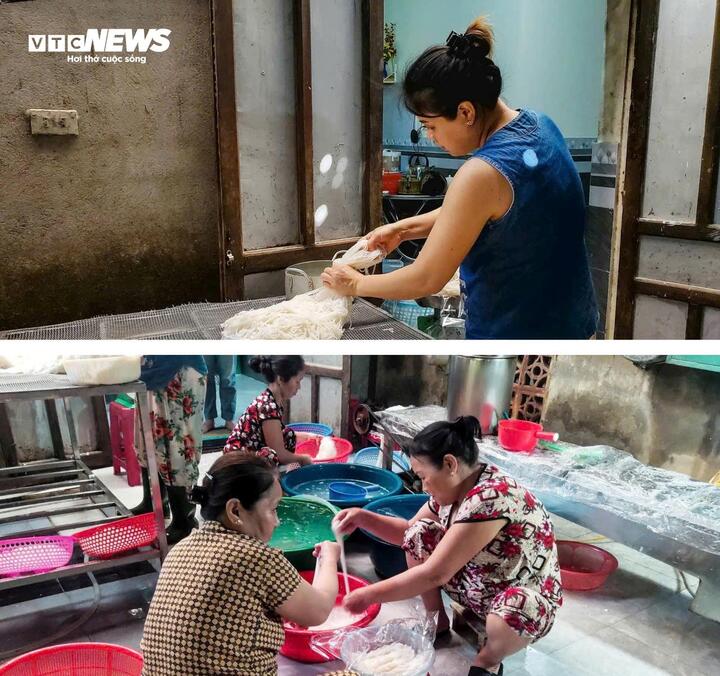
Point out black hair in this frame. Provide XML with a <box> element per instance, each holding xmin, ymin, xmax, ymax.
<box><xmin>403</xmin><ymin>17</ymin><xmax>502</xmax><ymax>119</ymax></box>
<box><xmin>408</xmin><ymin>416</ymin><xmax>481</xmax><ymax>469</ymax></box>
<box><xmin>249</xmin><ymin>356</ymin><xmax>305</xmax><ymax>384</ymax></box>
<box><xmin>190</xmin><ymin>452</ymin><xmax>276</xmax><ymax>521</ymax></box>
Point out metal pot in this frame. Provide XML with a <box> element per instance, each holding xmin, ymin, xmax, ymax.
<box><xmin>285</xmin><ymin>260</ymin><xmax>331</xmax><ymax>299</ymax></box>
<box><xmin>447</xmin><ymin>355</ymin><xmax>517</xmax><ymax>435</ymax></box>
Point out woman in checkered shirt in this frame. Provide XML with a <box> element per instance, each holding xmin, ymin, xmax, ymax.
<box><xmin>141</xmin><ymin>452</ymin><xmax>340</xmax><ymax>675</ymax></box>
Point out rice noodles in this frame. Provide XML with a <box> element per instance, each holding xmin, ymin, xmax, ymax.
<box><xmin>354</xmin><ymin>643</ymin><xmax>427</xmax><ymax>674</ymax></box>
<box><xmin>222</xmin><ymin>240</ymin><xmax>385</xmax><ymax>340</ymax></box>
<box><xmin>316</xmin><ymin>436</ymin><xmax>339</xmax><ymax>460</ymax></box>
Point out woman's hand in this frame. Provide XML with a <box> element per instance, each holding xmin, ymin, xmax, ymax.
<box><xmin>343</xmin><ymin>587</ymin><xmax>373</xmax><ymax>614</ymax></box>
<box><xmin>296</xmin><ymin>454</ymin><xmax>313</xmax><ymax>467</ymax></box>
<box><xmin>313</xmin><ymin>540</ymin><xmax>341</xmax><ymax>561</ymax></box>
<box><xmin>321</xmin><ymin>264</ymin><xmax>362</xmax><ymax>297</ymax></box>
<box><xmin>366</xmin><ymin>223</ymin><xmax>405</xmax><ymax>254</ymax></box>
<box><xmin>332</xmin><ymin>508</ymin><xmax>365</xmax><ymax>536</ymax></box>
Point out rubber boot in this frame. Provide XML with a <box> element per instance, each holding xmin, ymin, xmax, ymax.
<box><xmin>131</xmin><ymin>468</ymin><xmax>170</xmax><ymax>518</ymax></box>
<box><xmin>165</xmin><ymin>485</ymin><xmax>199</xmax><ymax>545</ymax></box>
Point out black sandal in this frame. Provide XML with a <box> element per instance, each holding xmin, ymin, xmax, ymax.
<box><xmin>468</xmin><ymin>664</ymin><xmax>503</xmax><ymax>676</ymax></box>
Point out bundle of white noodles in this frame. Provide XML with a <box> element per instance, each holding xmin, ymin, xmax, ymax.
<box><xmin>354</xmin><ymin>643</ymin><xmax>427</xmax><ymax>675</ymax></box>
<box><xmin>440</xmin><ymin>269</ymin><xmax>461</xmax><ymax>297</ymax></box>
<box><xmin>222</xmin><ymin>240</ymin><xmax>384</xmax><ymax>340</ymax></box>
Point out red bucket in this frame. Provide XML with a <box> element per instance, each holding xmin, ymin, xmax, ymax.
<box><xmin>296</xmin><ymin>436</ymin><xmax>354</xmax><ymax>464</ymax></box>
<box><xmin>281</xmin><ymin>571</ymin><xmax>381</xmax><ymax>663</ymax></box>
<box><xmin>498</xmin><ymin>419</ymin><xmax>558</xmax><ymax>452</ymax></box>
<box><xmin>557</xmin><ymin>540</ymin><xmax>618</xmax><ymax>591</ymax></box>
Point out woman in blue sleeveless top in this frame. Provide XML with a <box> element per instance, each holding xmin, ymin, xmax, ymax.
<box><xmin>322</xmin><ymin>17</ymin><xmax>598</xmax><ymax>339</ymax></box>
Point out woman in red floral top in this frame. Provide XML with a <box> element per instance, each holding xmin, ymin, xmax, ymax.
<box><xmin>334</xmin><ymin>416</ymin><xmax>562</xmax><ymax>676</ymax></box>
<box><xmin>223</xmin><ymin>356</ymin><xmax>312</xmax><ymax>467</ymax></box>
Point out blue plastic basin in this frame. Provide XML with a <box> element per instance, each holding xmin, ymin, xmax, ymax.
<box><xmin>361</xmin><ymin>494</ymin><xmax>429</xmax><ymax>578</ymax></box>
<box><xmin>281</xmin><ymin>463</ymin><xmax>404</xmax><ymax>508</ymax></box>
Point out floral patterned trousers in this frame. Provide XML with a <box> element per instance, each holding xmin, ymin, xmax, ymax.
<box><xmin>403</xmin><ymin>518</ymin><xmax>558</xmax><ymax>642</ymax></box>
<box><xmin>135</xmin><ymin>367</ymin><xmax>206</xmax><ymax>489</ymax></box>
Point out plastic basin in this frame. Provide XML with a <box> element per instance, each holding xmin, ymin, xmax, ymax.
<box><xmin>361</xmin><ymin>494</ymin><xmax>428</xmax><ymax>578</ymax></box>
<box><xmin>286</xmin><ymin>422</ymin><xmax>332</xmax><ymax>437</ymax></box>
<box><xmin>281</xmin><ymin>571</ymin><xmax>381</xmax><ymax>663</ymax></box>
<box><xmin>268</xmin><ymin>496</ymin><xmax>339</xmax><ymax>570</ymax></box>
<box><xmin>281</xmin><ymin>463</ymin><xmax>404</xmax><ymax>508</ymax></box>
<box><xmin>296</xmin><ymin>436</ymin><xmax>354</xmax><ymax>464</ymax></box>
<box><xmin>557</xmin><ymin>540</ymin><xmax>618</xmax><ymax>591</ymax></box>
<box><xmin>0</xmin><ymin>643</ymin><xmax>143</xmax><ymax>675</ymax></box>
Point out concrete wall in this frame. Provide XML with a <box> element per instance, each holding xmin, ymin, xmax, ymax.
<box><xmin>542</xmin><ymin>355</ymin><xmax>720</xmax><ymax>482</ymax></box>
<box><xmin>373</xmin><ymin>355</ymin><xmax>448</xmax><ymax>409</ymax></box>
<box><xmin>383</xmin><ymin>0</ymin><xmax>607</xmax><ymax>144</ymax></box>
<box><xmin>0</xmin><ymin>0</ymin><xmax>221</xmax><ymax>330</ymax></box>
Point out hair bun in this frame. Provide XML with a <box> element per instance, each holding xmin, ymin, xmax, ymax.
<box><xmin>453</xmin><ymin>415</ymin><xmax>481</xmax><ymax>441</ymax></box>
<box><xmin>465</xmin><ymin>16</ymin><xmax>494</xmax><ymax>58</ymax></box>
<box><xmin>190</xmin><ymin>484</ymin><xmax>209</xmax><ymax>506</ymax></box>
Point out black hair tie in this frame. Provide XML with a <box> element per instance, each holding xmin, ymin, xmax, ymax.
<box><xmin>446</xmin><ymin>31</ymin><xmax>472</xmax><ymax>58</ymax></box>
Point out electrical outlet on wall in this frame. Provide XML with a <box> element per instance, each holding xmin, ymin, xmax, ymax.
<box><xmin>26</xmin><ymin>109</ymin><xmax>79</xmax><ymax>136</ymax></box>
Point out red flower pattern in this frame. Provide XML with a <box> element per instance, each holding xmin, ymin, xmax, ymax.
<box><xmin>223</xmin><ymin>389</ymin><xmax>296</xmax><ymax>459</ymax></box>
<box><xmin>166</xmin><ymin>377</ymin><xmax>182</xmax><ymax>400</ymax></box>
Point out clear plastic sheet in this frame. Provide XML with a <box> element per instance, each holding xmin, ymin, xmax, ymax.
<box><xmin>310</xmin><ymin>601</ymin><xmax>436</xmax><ymax>676</ymax></box>
<box><xmin>377</xmin><ymin>406</ymin><xmax>720</xmax><ymax>556</ymax></box>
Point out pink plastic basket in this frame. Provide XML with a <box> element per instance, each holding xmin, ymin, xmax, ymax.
<box><xmin>0</xmin><ymin>536</ymin><xmax>74</xmax><ymax>578</ymax></box>
<box><xmin>73</xmin><ymin>514</ymin><xmax>157</xmax><ymax>560</ymax></box>
<box><xmin>0</xmin><ymin>642</ymin><xmax>143</xmax><ymax>675</ymax></box>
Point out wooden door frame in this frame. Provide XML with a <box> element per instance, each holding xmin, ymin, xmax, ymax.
<box><xmin>211</xmin><ymin>0</ymin><xmax>384</xmax><ymax>300</ymax></box>
<box><xmin>611</xmin><ymin>0</ymin><xmax>720</xmax><ymax>338</ymax></box>
<box><xmin>285</xmin><ymin>357</ymin><xmax>353</xmax><ymax>437</ymax></box>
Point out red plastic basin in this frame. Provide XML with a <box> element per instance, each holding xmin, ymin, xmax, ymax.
<box><xmin>557</xmin><ymin>540</ymin><xmax>618</xmax><ymax>591</ymax></box>
<box><xmin>281</xmin><ymin>571</ymin><xmax>380</xmax><ymax>663</ymax></box>
<box><xmin>296</xmin><ymin>436</ymin><xmax>354</xmax><ymax>464</ymax></box>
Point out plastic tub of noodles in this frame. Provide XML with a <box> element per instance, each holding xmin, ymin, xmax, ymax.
<box><xmin>281</xmin><ymin>571</ymin><xmax>381</xmax><ymax>663</ymax></box>
<box><xmin>296</xmin><ymin>436</ymin><xmax>354</xmax><ymax>464</ymax></box>
<box><xmin>268</xmin><ymin>496</ymin><xmax>339</xmax><ymax>570</ymax></box>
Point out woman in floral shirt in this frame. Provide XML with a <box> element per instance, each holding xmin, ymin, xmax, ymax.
<box><xmin>133</xmin><ymin>356</ymin><xmax>207</xmax><ymax>544</ymax></box>
<box><xmin>224</xmin><ymin>356</ymin><xmax>312</xmax><ymax>467</ymax></box>
<box><xmin>334</xmin><ymin>416</ymin><xmax>562</xmax><ymax>676</ymax></box>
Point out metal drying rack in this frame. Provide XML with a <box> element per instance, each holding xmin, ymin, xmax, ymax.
<box><xmin>0</xmin><ymin>373</ymin><xmax>167</xmax><ymax>593</ymax></box>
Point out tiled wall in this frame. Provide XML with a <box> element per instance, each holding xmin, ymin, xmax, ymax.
<box><xmin>587</xmin><ymin>142</ymin><xmax>619</xmax><ymax>338</ymax></box>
